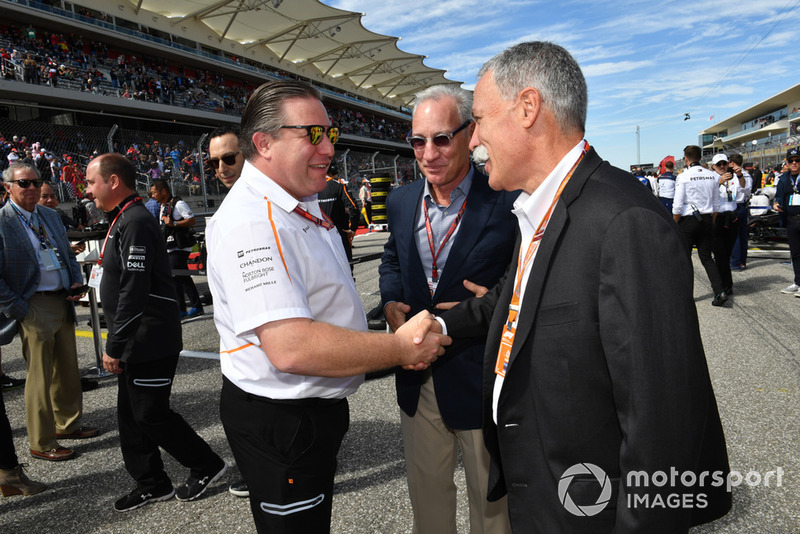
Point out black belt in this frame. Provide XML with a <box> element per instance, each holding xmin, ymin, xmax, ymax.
<box><xmin>34</xmin><ymin>289</ymin><xmax>67</xmax><ymax>296</ymax></box>
<box><xmin>737</xmin><ymin>203</ymin><xmax>747</xmax><ymax>208</ymax></box>
<box><xmin>223</xmin><ymin>375</ymin><xmax>345</xmax><ymax>407</ymax></box>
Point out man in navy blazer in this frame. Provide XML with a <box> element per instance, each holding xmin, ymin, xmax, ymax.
<box><xmin>0</xmin><ymin>163</ymin><xmax>97</xmax><ymax>462</ymax></box>
<box><xmin>379</xmin><ymin>85</ymin><xmax>516</xmax><ymax>534</ymax></box>
<box><xmin>431</xmin><ymin>42</ymin><xmax>731</xmax><ymax>533</ymax></box>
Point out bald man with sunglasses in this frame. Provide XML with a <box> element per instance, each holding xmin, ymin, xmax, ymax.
<box><xmin>206</xmin><ymin>80</ymin><xmax>451</xmax><ymax>533</ymax></box>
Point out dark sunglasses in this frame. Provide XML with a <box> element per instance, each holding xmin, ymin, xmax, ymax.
<box><xmin>280</xmin><ymin>125</ymin><xmax>339</xmax><ymax>145</ymax></box>
<box><xmin>9</xmin><ymin>179</ymin><xmax>44</xmax><ymax>189</ymax></box>
<box><xmin>207</xmin><ymin>152</ymin><xmax>240</xmax><ymax>169</ymax></box>
<box><xmin>788</xmin><ymin>159</ymin><xmax>800</xmax><ymax>164</ymax></box>
<box><xmin>406</xmin><ymin>120</ymin><xmax>472</xmax><ymax>151</ymax></box>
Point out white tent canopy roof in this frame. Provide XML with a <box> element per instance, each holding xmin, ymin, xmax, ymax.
<box><xmin>129</xmin><ymin>0</ymin><xmax>460</xmax><ymax>106</ymax></box>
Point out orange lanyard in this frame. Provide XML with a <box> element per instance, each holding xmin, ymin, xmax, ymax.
<box><xmin>494</xmin><ymin>142</ymin><xmax>589</xmax><ymax>378</ymax></box>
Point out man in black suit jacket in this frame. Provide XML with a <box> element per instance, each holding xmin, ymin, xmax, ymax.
<box><xmin>380</xmin><ymin>85</ymin><xmax>516</xmax><ymax>533</ymax></box>
<box><xmin>429</xmin><ymin>42</ymin><xmax>731</xmax><ymax>533</ymax></box>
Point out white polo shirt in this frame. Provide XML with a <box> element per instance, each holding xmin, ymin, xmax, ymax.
<box><xmin>206</xmin><ymin>161</ymin><xmax>365</xmax><ymax>400</ymax></box>
<box><xmin>673</xmin><ymin>164</ymin><xmax>720</xmax><ymax>217</ymax></box>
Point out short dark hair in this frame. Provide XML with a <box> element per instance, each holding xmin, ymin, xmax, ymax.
<box><xmin>683</xmin><ymin>145</ymin><xmax>702</xmax><ymax>162</ymax></box>
<box><xmin>729</xmin><ymin>153</ymin><xmax>744</xmax><ymax>166</ymax></box>
<box><xmin>151</xmin><ymin>178</ymin><xmax>169</xmax><ymax>193</ymax></box>
<box><xmin>209</xmin><ymin>125</ymin><xmax>241</xmax><ymax>142</ymax></box>
<box><xmin>665</xmin><ymin>160</ymin><xmax>674</xmax><ymax>170</ymax></box>
<box><xmin>239</xmin><ymin>80</ymin><xmax>322</xmax><ymax>161</ymax></box>
<box><xmin>96</xmin><ymin>153</ymin><xmax>137</xmax><ymax>190</ymax></box>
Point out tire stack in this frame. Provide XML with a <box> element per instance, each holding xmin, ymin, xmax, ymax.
<box><xmin>370</xmin><ymin>176</ymin><xmax>392</xmax><ymax>227</ymax></box>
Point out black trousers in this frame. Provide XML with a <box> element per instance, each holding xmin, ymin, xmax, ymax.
<box><xmin>118</xmin><ymin>355</ymin><xmax>221</xmax><ymax>491</ymax></box>
<box><xmin>787</xmin><ymin>216</ymin><xmax>800</xmax><ymax>285</ymax></box>
<box><xmin>168</xmin><ymin>250</ymin><xmax>201</xmax><ymax>311</ymax></box>
<box><xmin>678</xmin><ymin>214</ymin><xmax>724</xmax><ymax>296</ymax></box>
<box><xmin>0</xmin><ymin>387</ymin><xmax>17</xmax><ymax>469</ymax></box>
<box><xmin>220</xmin><ymin>377</ymin><xmax>349</xmax><ymax>534</ymax></box>
<box><xmin>712</xmin><ymin>212</ymin><xmax>739</xmax><ymax>293</ymax></box>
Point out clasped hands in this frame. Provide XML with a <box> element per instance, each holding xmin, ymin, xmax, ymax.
<box><xmin>387</xmin><ymin>279</ymin><xmax>489</xmax><ymax>372</ymax></box>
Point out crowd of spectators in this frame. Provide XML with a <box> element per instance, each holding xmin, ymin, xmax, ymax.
<box><xmin>0</xmin><ymin>23</ymin><xmax>411</xmax><ymax>143</ymax></box>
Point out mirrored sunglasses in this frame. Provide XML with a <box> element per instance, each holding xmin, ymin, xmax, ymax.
<box><xmin>280</xmin><ymin>125</ymin><xmax>339</xmax><ymax>145</ymax></box>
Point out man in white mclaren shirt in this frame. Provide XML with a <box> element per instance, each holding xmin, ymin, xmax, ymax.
<box><xmin>206</xmin><ymin>80</ymin><xmax>450</xmax><ymax>534</ymax></box>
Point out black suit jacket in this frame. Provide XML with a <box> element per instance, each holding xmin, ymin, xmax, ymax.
<box><xmin>379</xmin><ymin>168</ymin><xmax>517</xmax><ymax>429</ymax></box>
<box><xmin>442</xmin><ymin>149</ymin><xmax>731</xmax><ymax>532</ymax></box>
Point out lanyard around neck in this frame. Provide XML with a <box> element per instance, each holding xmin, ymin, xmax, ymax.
<box><xmin>98</xmin><ymin>198</ymin><xmax>140</xmax><ymax>266</ymax></box>
<box><xmin>423</xmin><ymin>193</ymin><xmax>468</xmax><ymax>283</ymax></box>
<box><xmin>11</xmin><ymin>204</ymin><xmax>51</xmax><ymax>249</ymax></box>
<box><xmin>293</xmin><ymin>204</ymin><xmax>335</xmax><ymax>230</ymax></box>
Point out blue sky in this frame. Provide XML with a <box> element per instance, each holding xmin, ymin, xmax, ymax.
<box><xmin>326</xmin><ymin>0</ymin><xmax>799</xmax><ymax>170</ymax></box>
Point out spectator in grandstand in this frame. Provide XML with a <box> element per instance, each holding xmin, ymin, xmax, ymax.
<box><xmin>380</xmin><ymin>84</ymin><xmax>515</xmax><ymax>534</ymax></box>
<box><xmin>86</xmin><ymin>154</ymin><xmax>227</xmax><ymax>512</ymax></box>
<box><xmin>773</xmin><ymin>147</ymin><xmax>800</xmax><ymax>296</ymax></box>
<box><xmin>22</xmin><ymin>54</ymin><xmax>37</xmax><ymax>84</ymax></box>
<box><xmin>0</xmin><ymin>162</ymin><xmax>99</xmax><ymax>462</ymax></box>
<box><xmin>207</xmin><ymin>125</ymin><xmax>244</xmax><ymax>190</ymax></box>
<box><xmin>150</xmin><ymin>179</ymin><xmax>203</xmax><ymax>319</ymax></box>
<box><xmin>206</xmin><ymin>80</ymin><xmax>449</xmax><ymax>534</ymax></box>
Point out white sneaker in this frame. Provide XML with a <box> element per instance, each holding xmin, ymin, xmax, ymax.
<box><xmin>781</xmin><ymin>284</ymin><xmax>800</xmax><ymax>294</ymax></box>
<box><xmin>794</xmin><ymin>289</ymin><xmax>800</xmax><ymax>298</ymax></box>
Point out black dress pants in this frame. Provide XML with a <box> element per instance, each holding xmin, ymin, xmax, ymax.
<box><xmin>679</xmin><ymin>214</ymin><xmax>724</xmax><ymax>296</ymax></box>
<box><xmin>0</xmin><ymin>387</ymin><xmax>18</xmax><ymax>469</ymax></box>
<box><xmin>712</xmin><ymin>212</ymin><xmax>739</xmax><ymax>293</ymax></box>
<box><xmin>220</xmin><ymin>377</ymin><xmax>349</xmax><ymax>534</ymax></box>
<box><xmin>118</xmin><ymin>355</ymin><xmax>221</xmax><ymax>491</ymax></box>
<box><xmin>787</xmin><ymin>216</ymin><xmax>800</xmax><ymax>285</ymax></box>
<box><xmin>168</xmin><ymin>250</ymin><xmax>201</xmax><ymax>311</ymax></box>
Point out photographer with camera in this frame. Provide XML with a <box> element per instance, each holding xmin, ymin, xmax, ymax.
<box><xmin>149</xmin><ymin>179</ymin><xmax>203</xmax><ymax>319</ymax></box>
<box><xmin>673</xmin><ymin>145</ymin><xmax>725</xmax><ymax>306</ymax></box>
<box><xmin>710</xmin><ymin>153</ymin><xmax>745</xmax><ymax>299</ymax></box>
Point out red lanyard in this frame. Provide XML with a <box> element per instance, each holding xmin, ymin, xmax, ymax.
<box><xmin>495</xmin><ymin>141</ymin><xmax>589</xmax><ymax>378</ymax></box>
<box><xmin>424</xmin><ymin>193</ymin><xmax>468</xmax><ymax>284</ymax></box>
<box><xmin>98</xmin><ymin>197</ymin><xmax>140</xmax><ymax>266</ymax></box>
<box><xmin>293</xmin><ymin>205</ymin><xmax>335</xmax><ymax>230</ymax></box>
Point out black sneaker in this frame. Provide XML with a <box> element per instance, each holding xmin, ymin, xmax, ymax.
<box><xmin>175</xmin><ymin>461</ymin><xmax>226</xmax><ymax>502</ymax></box>
<box><xmin>114</xmin><ymin>485</ymin><xmax>175</xmax><ymax>512</ymax></box>
<box><xmin>228</xmin><ymin>479</ymin><xmax>249</xmax><ymax>498</ymax></box>
<box><xmin>0</xmin><ymin>374</ymin><xmax>25</xmax><ymax>391</ymax></box>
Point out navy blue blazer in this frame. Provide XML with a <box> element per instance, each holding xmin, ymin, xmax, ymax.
<box><xmin>0</xmin><ymin>202</ymin><xmax>83</xmax><ymax>320</ymax></box>
<box><xmin>379</xmin><ymin>168</ymin><xmax>517</xmax><ymax>429</ymax></box>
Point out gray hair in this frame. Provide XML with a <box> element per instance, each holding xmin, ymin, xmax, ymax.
<box><xmin>239</xmin><ymin>80</ymin><xmax>322</xmax><ymax>161</ymax></box>
<box><xmin>412</xmin><ymin>85</ymin><xmax>473</xmax><ymax>123</ymax></box>
<box><xmin>478</xmin><ymin>41</ymin><xmax>587</xmax><ymax>135</ymax></box>
<box><xmin>2</xmin><ymin>162</ymin><xmax>40</xmax><ymax>182</ymax></box>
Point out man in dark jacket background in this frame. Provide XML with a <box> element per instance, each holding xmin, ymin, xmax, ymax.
<box><xmin>85</xmin><ymin>153</ymin><xmax>226</xmax><ymax>513</ymax></box>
